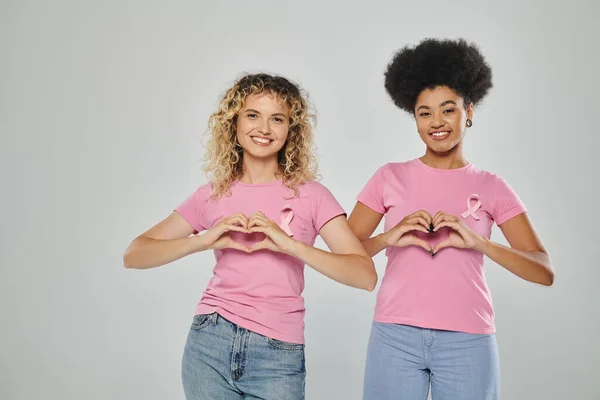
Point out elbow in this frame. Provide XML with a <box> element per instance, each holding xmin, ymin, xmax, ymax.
<box><xmin>123</xmin><ymin>251</ymin><xmax>134</xmax><ymax>269</ymax></box>
<box><xmin>362</xmin><ymin>258</ymin><xmax>378</xmax><ymax>292</ymax></box>
<box><xmin>540</xmin><ymin>254</ymin><xmax>554</xmax><ymax>286</ymax></box>
<box><xmin>123</xmin><ymin>244</ymin><xmax>138</xmax><ymax>269</ymax></box>
<box><xmin>364</xmin><ymin>276</ymin><xmax>378</xmax><ymax>292</ymax></box>
<box><xmin>541</xmin><ymin>269</ymin><xmax>555</xmax><ymax>286</ymax></box>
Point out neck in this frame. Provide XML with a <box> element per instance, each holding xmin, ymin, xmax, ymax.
<box><xmin>420</xmin><ymin>145</ymin><xmax>468</xmax><ymax>170</ymax></box>
<box><xmin>239</xmin><ymin>153</ymin><xmax>281</xmax><ymax>184</ymax></box>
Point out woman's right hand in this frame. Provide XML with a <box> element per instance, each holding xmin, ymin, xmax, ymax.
<box><xmin>203</xmin><ymin>213</ymin><xmax>251</xmax><ymax>252</ymax></box>
<box><xmin>381</xmin><ymin>210</ymin><xmax>433</xmax><ymax>252</ymax></box>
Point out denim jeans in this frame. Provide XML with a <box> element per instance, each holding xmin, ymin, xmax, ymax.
<box><xmin>363</xmin><ymin>321</ymin><xmax>500</xmax><ymax>400</ymax></box>
<box><xmin>182</xmin><ymin>312</ymin><xmax>306</xmax><ymax>399</ymax></box>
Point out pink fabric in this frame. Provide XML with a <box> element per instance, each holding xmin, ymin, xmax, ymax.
<box><xmin>357</xmin><ymin>159</ymin><xmax>526</xmax><ymax>334</ymax></box>
<box><xmin>176</xmin><ymin>180</ymin><xmax>345</xmax><ymax>344</ymax></box>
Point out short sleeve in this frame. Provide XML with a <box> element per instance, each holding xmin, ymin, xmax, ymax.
<box><xmin>356</xmin><ymin>164</ymin><xmax>388</xmax><ymax>214</ymax></box>
<box><xmin>491</xmin><ymin>176</ymin><xmax>527</xmax><ymax>225</ymax></box>
<box><xmin>174</xmin><ymin>184</ymin><xmax>212</xmax><ymax>233</ymax></box>
<box><xmin>309</xmin><ymin>183</ymin><xmax>346</xmax><ymax>232</ymax></box>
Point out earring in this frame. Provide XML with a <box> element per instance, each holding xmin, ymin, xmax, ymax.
<box><xmin>466</xmin><ymin>119</ymin><xmax>473</xmax><ymax>127</ymax></box>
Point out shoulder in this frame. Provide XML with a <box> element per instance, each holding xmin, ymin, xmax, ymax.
<box><xmin>298</xmin><ymin>180</ymin><xmax>332</xmax><ymax>196</ymax></box>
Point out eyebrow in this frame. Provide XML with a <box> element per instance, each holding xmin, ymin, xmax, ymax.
<box><xmin>415</xmin><ymin>100</ymin><xmax>458</xmax><ymax>112</ymax></box>
<box><xmin>244</xmin><ymin>108</ymin><xmax>287</xmax><ymax>118</ymax></box>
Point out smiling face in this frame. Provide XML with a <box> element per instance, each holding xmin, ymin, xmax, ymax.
<box><xmin>414</xmin><ymin>86</ymin><xmax>474</xmax><ymax>155</ymax></box>
<box><xmin>236</xmin><ymin>91</ymin><xmax>290</xmax><ymax>162</ymax></box>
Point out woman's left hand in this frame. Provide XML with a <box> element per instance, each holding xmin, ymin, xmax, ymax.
<box><xmin>431</xmin><ymin>212</ymin><xmax>484</xmax><ymax>254</ymax></box>
<box><xmin>248</xmin><ymin>211</ymin><xmax>295</xmax><ymax>253</ymax></box>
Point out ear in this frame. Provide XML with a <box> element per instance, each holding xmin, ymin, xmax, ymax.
<box><xmin>466</xmin><ymin>103</ymin><xmax>474</xmax><ymax>120</ymax></box>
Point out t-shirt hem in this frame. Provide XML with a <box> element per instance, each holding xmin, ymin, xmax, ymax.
<box><xmin>495</xmin><ymin>206</ymin><xmax>527</xmax><ymax>226</ymax></box>
<box><xmin>315</xmin><ymin>212</ymin><xmax>347</xmax><ymax>233</ymax></box>
<box><xmin>373</xmin><ymin>316</ymin><xmax>496</xmax><ymax>335</ymax></box>
<box><xmin>173</xmin><ymin>208</ymin><xmax>203</xmax><ymax>233</ymax></box>
<box><xmin>195</xmin><ymin>305</ymin><xmax>305</xmax><ymax>344</ymax></box>
<box><xmin>356</xmin><ymin>197</ymin><xmax>385</xmax><ymax>215</ymax></box>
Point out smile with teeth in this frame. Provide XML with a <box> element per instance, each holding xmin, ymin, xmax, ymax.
<box><xmin>430</xmin><ymin>131</ymin><xmax>450</xmax><ymax>139</ymax></box>
<box><xmin>251</xmin><ymin>136</ymin><xmax>273</xmax><ymax>145</ymax></box>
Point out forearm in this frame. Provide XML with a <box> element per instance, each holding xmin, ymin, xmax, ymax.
<box><xmin>123</xmin><ymin>234</ymin><xmax>210</xmax><ymax>270</ymax></box>
<box><xmin>476</xmin><ymin>237</ymin><xmax>554</xmax><ymax>286</ymax></box>
<box><xmin>286</xmin><ymin>241</ymin><xmax>377</xmax><ymax>291</ymax></box>
<box><xmin>360</xmin><ymin>233</ymin><xmax>388</xmax><ymax>257</ymax></box>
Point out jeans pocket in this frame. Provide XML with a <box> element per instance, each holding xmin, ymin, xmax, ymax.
<box><xmin>190</xmin><ymin>314</ymin><xmax>211</xmax><ymax>330</ymax></box>
<box><xmin>267</xmin><ymin>337</ymin><xmax>304</xmax><ymax>351</ymax></box>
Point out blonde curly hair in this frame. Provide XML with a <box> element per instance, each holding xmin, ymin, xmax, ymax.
<box><xmin>203</xmin><ymin>73</ymin><xmax>319</xmax><ymax>199</ymax></box>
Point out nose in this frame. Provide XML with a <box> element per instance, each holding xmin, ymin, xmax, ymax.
<box><xmin>431</xmin><ymin>112</ymin><xmax>445</xmax><ymax>128</ymax></box>
<box><xmin>257</xmin><ymin>119</ymin><xmax>272</xmax><ymax>135</ymax></box>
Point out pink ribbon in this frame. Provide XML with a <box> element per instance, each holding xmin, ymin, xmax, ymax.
<box><xmin>279</xmin><ymin>204</ymin><xmax>294</xmax><ymax>236</ymax></box>
<box><xmin>460</xmin><ymin>194</ymin><xmax>481</xmax><ymax>220</ymax></box>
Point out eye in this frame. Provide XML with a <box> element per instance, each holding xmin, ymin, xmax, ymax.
<box><xmin>247</xmin><ymin>113</ymin><xmax>258</xmax><ymax>119</ymax></box>
<box><xmin>272</xmin><ymin>117</ymin><xmax>284</xmax><ymax>123</ymax></box>
<box><xmin>443</xmin><ymin>109</ymin><xmax>455</xmax><ymax>114</ymax></box>
<box><xmin>419</xmin><ymin>112</ymin><xmax>431</xmax><ymax>117</ymax></box>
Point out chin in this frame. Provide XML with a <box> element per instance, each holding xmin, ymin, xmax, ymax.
<box><xmin>428</xmin><ymin>142</ymin><xmax>457</xmax><ymax>155</ymax></box>
<box><xmin>245</xmin><ymin>148</ymin><xmax>282</xmax><ymax>160</ymax></box>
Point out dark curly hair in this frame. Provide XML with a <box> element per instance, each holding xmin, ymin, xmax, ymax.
<box><xmin>384</xmin><ymin>38</ymin><xmax>493</xmax><ymax>113</ymax></box>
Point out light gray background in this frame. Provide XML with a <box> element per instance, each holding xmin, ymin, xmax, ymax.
<box><xmin>1</xmin><ymin>1</ymin><xmax>598</xmax><ymax>399</ymax></box>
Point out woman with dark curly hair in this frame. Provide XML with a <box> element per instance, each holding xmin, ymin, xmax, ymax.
<box><xmin>123</xmin><ymin>73</ymin><xmax>376</xmax><ymax>399</ymax></box>
<box><xmin>348</xmin><ymin>39</ymin><xmax>554</xmax><ymax>399</ymax></box>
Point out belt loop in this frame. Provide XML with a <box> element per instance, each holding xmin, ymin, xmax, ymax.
<box><xmin>211</xmin><ymin>312</ymin><xmax>218</xmax><ymax>325</ymax></box>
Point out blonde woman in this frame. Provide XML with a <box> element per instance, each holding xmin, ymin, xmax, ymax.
<box><xmin>123</xmin><ymin>73</ymin><xmax>376</xmax><ymax>400</ymax></box>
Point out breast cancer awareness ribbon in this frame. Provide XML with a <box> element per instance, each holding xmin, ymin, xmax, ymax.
<box><xmin>279</xmin><ymin>204</ymin><xmax>294</xmax><ymax>237</ymax></box>
<box><xmin>460</xmin><ymin>194</ymin><xmax>481</xmax><ymax>220</ymax></box>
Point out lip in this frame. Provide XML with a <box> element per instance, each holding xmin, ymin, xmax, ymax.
<box><xmin>429</xmin><ymin>130</ymin><xmax>451</xmax><ymax>141</ymax></box>
<box><xmin>250</xmin><ymin>136</ymin><xmax>274</xmax><ymax>146</ymax></box>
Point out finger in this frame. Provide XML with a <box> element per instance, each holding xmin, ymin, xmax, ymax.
<box><xmin>411</xmin><ymin>238</ymin><xmax>433</xmax><ymax>252</ymax></box>
<box><xmin>401</xmin><ymin>223</ymin><xmax>430</xmax><ymax>234</ymax></box>
<box><xmin>249</xmin><ymin>210</ymin><xmax>267</xmax><ymax>219</ymax></box>
<box><xmin>226</xmin><ymin>240</ymin><xmax>251</xmax><ymax>253</ymax></box>
<box><xmin>236</xmin><ymin>213</ymin><xmax>249</xmax><ymax>227</ymax></box>
<box><xmin>225</xmin><ymin>224</ymin><xmax>249</xmax><ymax>233</ymax></box>
<box><xmin>433</xmin><ymin>213</ymin><xmax>457</xmax><ymax>228</ymax></box>
<box><xmin>410</xmin><ymin>210</ymin><xmax>433</xmax><ymax>224</ymax></box>
<box><xmin>248</xmin><ymin>218</ymin><xmax>267</xmax><ymax>230</ymax></box>
<box><xmin>227</xmin><ymin>215</ymin><xmax>248</xmax><ymax>229</ymax></box>
<box><xmin>248</xmin><ymin>225</ymin><xmax>268</xmax><ymax>234</ymax></box>
<box><xmin>249</xmin><ymin>240</ymin><xmax>267</xmax><ymax>252</ymax></box>
<box><xmin>432</xmin><ymin>238</ymin><xmax>452</xmax><ymax>254</ymax></box>
<box><xmin>404</xmin><ymin>216</ymin><xmax>429</xmax><ymax>230</ymax></box>
<box><xmin>250</xmin><ymin>239</ymin><xmax>274</xmax><ymax>252</ymax></box>
<box><xmin>433</xmin><ymin>220</ymin><xmax>461</xmax><ymax>233</ymax></box>
<box><xmin>414</xmin><ymin>216</ymin><xmax>431</xmax><ymax>230</ymax></box>
<box><xmin>432</xmin><ymin>211</ymin><xmax>447</xmax><ymax>227</ymax></box>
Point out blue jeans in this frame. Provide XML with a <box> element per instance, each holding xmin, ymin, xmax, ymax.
<box><xmin>364</xmin><ymin>321</ymin><xmax>500</xmax><ymax>400</ymax></box>
<box><xmin>182</xmin><ymin>312</ymin><xmax>306</xmax><ymax>399</ymax></box>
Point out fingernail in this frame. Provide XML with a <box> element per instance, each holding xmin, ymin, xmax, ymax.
<box><xmin>428</xmin><ymin>223</ymin><xmax>434</xmax><ymax>233</ymax></box>
<box><xmin>431</xmin><ymin>251</ymin><xmax>436</xmax><ymax>257</ymax></box>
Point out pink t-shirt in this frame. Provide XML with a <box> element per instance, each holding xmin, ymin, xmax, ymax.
<box><xmin>357</xmin><ymin>159</ymin><xmax>526</xmax><ymax>334</ymax></box>
<box><xmin>176</xmin><ymin>180</ymin><xmax>345</xmax><ymax>344</ymax></box>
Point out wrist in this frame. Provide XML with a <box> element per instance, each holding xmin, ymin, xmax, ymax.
<box><xmin>377</xmin><ymin>232</ymin><xmax>390</xmax><ymax>247</ymax></box>
<box><xmin>284</xmin><ymin>237</ymin><xmax>304</xmax><ymax>257</ymax></box>
<box><xmin>473</xmin><ymin>235</ymin><xmax>491</xmax><ymax>253</ymax></box>
<box><xmin>192</xmin><ymin>233</ymin><xmax>212</xmax><ymax>252</ymax></box>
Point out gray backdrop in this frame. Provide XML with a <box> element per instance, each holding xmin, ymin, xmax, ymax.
<box><xmin>1</xmin><ymin>0</ymin><xmax>598</xmax><ymax>399</ymax></box>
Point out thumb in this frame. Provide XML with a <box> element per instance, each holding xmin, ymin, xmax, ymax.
<box><xmin>250</xmin><ymin>239</ymin><xmax>269</xmax><ymax>252</ymax></box>
<box><xmin>226</xmin><ymin>240</ymin><xmax>251</xmax><ymax>253</ymax></box>
<box><xmin>413</xmin><ymin>238</ymin><xmax>433</xmax><ymax>253</ymax></box>
<box><xmin>432</xmin><ymin>238</ymin><xmax>452</xmax><ymax>255</ymax></box>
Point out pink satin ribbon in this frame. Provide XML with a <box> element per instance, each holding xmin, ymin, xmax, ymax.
<box><xmin>279</xmin><ymin>204</ymin><xmax>294</xmax><ymax>236</ymax></box>
<box><xmin>460</xmin><ymin>194</ymin><xmax>481</xmax><ymax>220</ymax></box>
